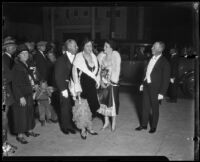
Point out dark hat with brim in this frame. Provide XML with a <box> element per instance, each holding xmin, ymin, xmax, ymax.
<box><xmin>16</xmin><ymin>44</ymin><xmax>29</xmax><ymax>56</ymax></box>
<box><xmin>2</xmin><ymin>39</ymin><xmax>17</xmax><ymax>49</ymax></box>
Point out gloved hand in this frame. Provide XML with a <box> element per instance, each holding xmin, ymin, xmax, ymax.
<box><xmin>170</xmin><ymin>78</ymin><xmax>175</xmax><ymax>83</ymax></box>
<box><xmin>61</xmin><ymin>89</ymin><xmax>68</xmax><ymax>98</ymax></box>
<box><xmin>158</xmin><ymin>94</ymin><xmax>164</xmax><ymax>100</ymax></box>
<box><xmin>139</xmin><ymin>84</ymin><xmax>144</xmax><ymax>91</ymax></box>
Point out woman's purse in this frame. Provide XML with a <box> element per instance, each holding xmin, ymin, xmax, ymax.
<box><xmin>72</xmin><ymin>96</ymin><xmax>92</xmax><ymax>130</ymax></box>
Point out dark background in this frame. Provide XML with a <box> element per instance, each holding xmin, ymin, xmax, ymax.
<box><xmin>2</xmin><ymin>2</ymin><xmax>195</xmax><ymax>49</ymax></box>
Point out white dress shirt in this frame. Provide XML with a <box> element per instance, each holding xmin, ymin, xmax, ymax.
<box><xmin>39</xmin><ymin>50</ymin><xmax>46</xmax><ymax>58</ymax></box>
<box><xmin>144</xmin><ymin>54</ymin><xmax>162</xmax><ymax>83</ymax></box>
<box><xmin>66</xmin><ymin>51</ymin><xmax>75</xmax><ymax>64</ymax></box>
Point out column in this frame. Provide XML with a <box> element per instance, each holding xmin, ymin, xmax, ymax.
<box><xmin>137</xmin><ymin>7</ymin><xmax>144</xmax><ymax>41</ymax></box>
<box><xmin>51</xmin><ymin>7</ymin><xmax>55</xmax><ymax>41</ymax></box>
<box><xmin>91</xmin><ymin>7</ymin><xmax>95</xmax><ymax>40</ymax></box>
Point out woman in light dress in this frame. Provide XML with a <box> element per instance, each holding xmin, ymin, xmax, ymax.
<box><xmin>97</xmin><ymin>40</ymin><xmax>121</xmax><ymax>131</ymax></box>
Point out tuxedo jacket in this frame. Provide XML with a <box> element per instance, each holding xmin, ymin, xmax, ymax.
<box><xmin>34</xmin><ymin>50</ymin><xmax>48</xmax><ymax>81</ymax></box>
<box><xmin>54</xmin><ymin>53</ymin><xmax>72</xmax><ymax>92</ymax></box>
<box><xmin>143</xmin><ymin>55</ymin><xmax>171</xmax><ymax>96</ymax></box>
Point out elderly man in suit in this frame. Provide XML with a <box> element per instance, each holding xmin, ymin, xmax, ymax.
<box><xmin>135</xmin><ymin>41</ymin><xmax>170</xmax><ymax>133</ymax></box>
<box><xmin>54</xmin><ymin>39</ymin><xmax>78</xmax><ymax>134</ymax></box>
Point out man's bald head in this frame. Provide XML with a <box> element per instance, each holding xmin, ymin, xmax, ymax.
<box><xmin>64</xmin><ymin>39</ymin><xmax>78</xmax><ymax>55</ymax></box>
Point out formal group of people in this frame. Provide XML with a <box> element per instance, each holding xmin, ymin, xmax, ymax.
<box><xmin>2</xmin><ymin>36</ymin><xmax>122</xmax><ymax>147</ymax></box>
<box><xmin>3</xmin><ymin>35</ymin><xmax>174</xmax><ymax>156</ymax></box>
<box><xmin>54</xmin><ymin>38</ymin><xmax>121</xmax><ymax>139</ymax></box>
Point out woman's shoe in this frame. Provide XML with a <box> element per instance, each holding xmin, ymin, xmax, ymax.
<box><xmin>87</xmin><ymin>129</ymin><xmax>98</xmax><ymax>135</ymax></box>
<box><xmin>80</xmin><ymin>132</ymin><xmax>87</xmax><ymax>140</ymax></box>
<box><xmin>111</xmin><ymin>117</ymin><xmax>116</xmax><ymax>132</ymax></box>
<box><xmin>111</xmin><ymin>126</ymin><xmax>116</xmax><ymax>132</ymax></box>
<box><xmin>25</xmin><ymin>132</ymin><xmax>40</xmax><ymax>137</ymax></box>
<box><xmin>16</xmin><ymin>137</ymin><xmax>28</xmax><ymax>144</ymax></box>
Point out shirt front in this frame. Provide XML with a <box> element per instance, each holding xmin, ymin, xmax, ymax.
<box><xmin>144</xmin><ymin>54</ymin><xmax>162</xmax><ymax>83</ymax></box>
<box><xmin>66</xmin><ymin>51</ymin><xmax>75</xmax><ymax>64</ymax></box>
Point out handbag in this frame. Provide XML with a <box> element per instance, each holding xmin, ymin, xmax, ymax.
<box><xmin>72</xmin><ymin>97</ymin><xmax>92</xmax><ymax>130</ymax></box>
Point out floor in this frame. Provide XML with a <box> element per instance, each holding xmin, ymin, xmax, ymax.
<box><xmin>4</xmin><ymin>87</ymin><xmax>195</xmax><ymax>160</ymax></box>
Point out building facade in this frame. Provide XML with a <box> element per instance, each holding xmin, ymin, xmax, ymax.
<box><xmin>43</xmin><ymin>7</ymin><xmax>127</xmax><ymax>44</ymax></box>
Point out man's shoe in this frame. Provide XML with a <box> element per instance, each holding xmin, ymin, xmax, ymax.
<box><xmin>135</xmin><ymin>126</ymin><xmax>147</xmax><ymax>131</ymax></box>
<box><xmin>66</xmin><ymin>129</ymin><xmax>76</xmax><ymax>134</ymax></box>
<box><xmin>50</xmin><ymin>119</ymin><xmax>58</xmax><ymax>123</ymax></box>
<box><xmin>149</xmin><ymin>128</ymin><xmax>156</xmax><ymax>133</ymax></box>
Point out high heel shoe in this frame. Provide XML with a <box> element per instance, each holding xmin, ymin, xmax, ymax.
<box><xmin>16</xmin><ymin>136</ymin><xmax>28</xmax><ymax>144</ymax></box>
<box><xmin>111</xmin><ymin>126</ymin><xmax>116</xmax><ymax>132</ymax></box>
<box><xmin>80</xmin><ymin>131</ymin><xmax>87</xmax><ymax>140</ymax></box>
<box><xmin>101</xmin><ymin>123</ymin><xmax>109</xmax><ymax>130</ymax></box>
<box><xmin>87</xmin><ymin>129</ymin><xmax>98</xmax><ymax>135</ymax></box>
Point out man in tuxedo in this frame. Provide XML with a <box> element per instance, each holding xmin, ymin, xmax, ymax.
<box><xmin>135</xmin><ymin>41</ymin><xmax>170</xmax><ymax>133</ymax></box>
<box><xmin>167</xmin><ymin>48</ymin><xmax>179</xmax><ymax>103</ymax></box>
<box><xmin>34</xmin><ymin>41</ymin><xmax>48</xmax><ymax>81</ymax></box>
<box><xmin>54</xmin><ymin>39</ymin><xmax>78</xmax><ymax>134</ymax></box>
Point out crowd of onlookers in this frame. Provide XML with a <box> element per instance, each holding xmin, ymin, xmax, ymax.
<box><xmin>2</xmin><ymin>36</ymin><xmax>116</xmax><ymax>155</ymax></box>
<box><xmin>2</xmin><ymin>36</ymin><xmax>67</xmax><ymax>155</ymax></box>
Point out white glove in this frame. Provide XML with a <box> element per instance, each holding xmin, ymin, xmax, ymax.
<box><xmin>158</xmin><ymin>94</ymin><xmax>164</xmax><ymax>100</ymax></box>
<box><xmin>48</xmin><ymin>97</ymin><xmax>51</xmax><ymax>104</ymax></box>
<box><xmin>61</xmin><ymin>89</ymin><xmax>68</xmax><ymax>98</ymax></box>
<box><xmin>170</xmin><ymin>78</ymin><xmax>175</xmax><ymax>83</ymax></box>
<box><xmin>139</xmin><ymin>85</ymin><xmax>143</xmax><ymax>91</ymax></box>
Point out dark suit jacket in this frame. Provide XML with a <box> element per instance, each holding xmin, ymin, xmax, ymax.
<box><xmin>12</xmin><ymin>60</ymin><xmax>34</xmax><ymax>101</ymax></box>
<box><xmin>54</xmin><ymin>53</ymin><xmax>73</xmax><ymax>92</ymax></box>
<box><xmin>169</xmin><ymin>54</ymin><xmax>179</xmax><ymax>79</ymax></box>
<box><xmin>143</xmin><ymin>55</ymin><xmax>171</xmax><ymax>96</ymax></box>
<box><xmin>2</xmin><ymin>53</ymin><xmax>15</xmax><ymax>106</ymax></box>
<box><xmin>33</xmin><ymin>50</ymin><xmax>48</xmax><ymax>81</ymax></box>
<box><xmin>2</xmin><ymin>53</ymin><xmax>14</xmax><ymax>83</ymax></box>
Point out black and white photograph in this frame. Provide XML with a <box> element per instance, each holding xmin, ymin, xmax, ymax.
<box><xmin>2</xmin><ymin>1</ymin><xmax>199</xmax><ymax>161</ymax></box>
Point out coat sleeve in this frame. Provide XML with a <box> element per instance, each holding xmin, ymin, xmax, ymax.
<box><xmin>2</xmin><ymin>57</ymin><xmax>12</xmax><ymax>84</ymax></box>
<box><xmin>160</xmin><ymin>60</ymin><xmax>171</xmax><ymax>95</ymax></box>
<box><xmin>111</xmin><ymin>51</ymin><xmax>121</xmax><ymax>83</ymax></box>
<box><xmin>54</xmin><ymin>58</ymin><xmax>68</xmax><ymax>92</ymax></box>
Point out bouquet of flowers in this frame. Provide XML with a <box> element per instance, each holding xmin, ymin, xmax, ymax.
<box><xmin>100</xmin><ymin>67</ymin><xmax>110</xmax><ymax>88</ymax></box>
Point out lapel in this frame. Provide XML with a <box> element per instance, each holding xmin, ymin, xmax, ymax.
<box><xmin>151</xmin><ymin>55</ymin><xmax>163</xmax><ymax>73</ymax></box>
<box><xmin>39</xmin><ymin>51</ymin><xmax>46</xmax><ymax>60</ymax></box>
<box><xmin>63</xmin><ymin>53</ymin><xmax>72</xmax><ymax>69</ymax></box>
